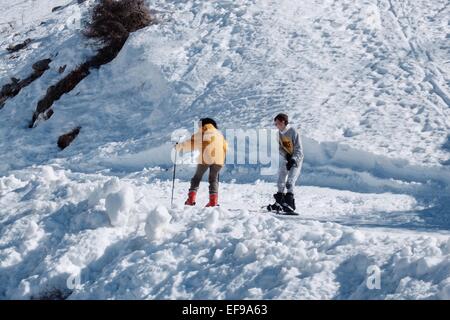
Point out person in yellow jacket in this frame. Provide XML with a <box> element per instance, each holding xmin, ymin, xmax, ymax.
<box><xmin>175</xmin><ymin>118</ymin><xmax>228</xmax><ymax>207</ymax></box>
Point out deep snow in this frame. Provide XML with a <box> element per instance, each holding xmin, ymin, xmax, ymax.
<box><xmin>1</xmin><ymin>165</ymin><xmax>450</xmax><ymax>299</ymax></box>
<box><xmin>0</xmin><ymin>0</ymin><xmax>449</xmax><ymax>299</ymax></box>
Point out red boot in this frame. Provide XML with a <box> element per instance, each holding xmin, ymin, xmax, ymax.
<box><xmin>185</xmin><ymin>191</ymin><xmax>196</xmax><ymax>206</ymax></box>
<box><xmin>205</xmin><ymin>193</ymin><xmax>218</xmax><ymax>207</ymax></box>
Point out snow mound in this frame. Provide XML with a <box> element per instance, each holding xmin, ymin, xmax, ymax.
<box><xmin>0</xmin><ymin>168</ymin><xmax>449</xmax><ymax>300</ymax></box>
<box><xmin>105</xmin><ymin>186</ymin><xmax>135</xmax><ymax>227</ymax></box>
<box><xmin>88</xmin><ymin>177</ymin><xmax>121</xmax><ymax>207</ymax></box>
<box><xmin>204</xmin><ymin>210</ymin><xmax>220</xmax><ymax>231</ymax></box>
<box><xmin>234</xmin><ymin>242</ymin><xmax>249</xmax><ymax>259</ymax></box>
<box><xmin>145</xmin><ymin>205</ymin><xmax>173</xmax><ymax>241</ymax></box>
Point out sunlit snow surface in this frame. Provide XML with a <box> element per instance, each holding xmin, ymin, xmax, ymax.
<box><xmin>0</xmin><ymin>0</ymin><xmax>449</xmax><ymax>299</ymax></box>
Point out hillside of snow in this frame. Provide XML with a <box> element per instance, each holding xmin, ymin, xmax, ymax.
<box><xmin>1</xmin><ymin>0</ymin><xmax>450</xmax><ymax>299</ymax></box>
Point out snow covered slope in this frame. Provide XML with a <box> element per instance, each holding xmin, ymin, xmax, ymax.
<box><xmin>0</xmin><ymin>0</ymin><xmax>450</xmax><ymax>299</ymax></box>
<box><xmin>1</xmin><ymin>166</ymin><xmax>450</xmax><ymax>299</ymax></box>
<box><xmin>1</xmin><ymin>0</ymin><xmax>449</xmax><ymax>172</ymax></box>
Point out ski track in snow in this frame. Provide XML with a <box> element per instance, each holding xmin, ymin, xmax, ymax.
<box><xmin>0</xmin><ymin>0</ymin><xmax>449</xmax><ymax>299</ymax></box>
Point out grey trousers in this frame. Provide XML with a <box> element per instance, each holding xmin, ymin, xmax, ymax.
<box><xmin>277</xmin><ymin>159</ymin><xmax>302</xmax><ymax>193</ymax></box>
<box><xmin>189</xmin><ymin>164</ymin><xmax>223</xmax><ymax>194</ymax></box>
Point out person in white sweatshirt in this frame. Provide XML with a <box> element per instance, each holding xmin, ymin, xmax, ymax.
<box><xmin>268</xmin><ymin>113</ymin><xmax>304</xmax><ymax>213</ymax></box>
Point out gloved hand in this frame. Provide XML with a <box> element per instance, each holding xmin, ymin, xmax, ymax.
<box><xmin>286</xmin><ymin>157</ymin><xmax>297</xmax><ymax>171</ymax></box>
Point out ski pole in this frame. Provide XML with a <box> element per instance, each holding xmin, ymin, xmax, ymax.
<box><xmin>171</xmin><ymin>143</ymin><xmax>179</xmax><ymax>208</ymax></box>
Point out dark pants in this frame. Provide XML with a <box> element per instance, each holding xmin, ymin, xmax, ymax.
<box><xmin>189</xmin><ymin>164</ymin><xmax>223</xmax><ymax>194</ymax></box>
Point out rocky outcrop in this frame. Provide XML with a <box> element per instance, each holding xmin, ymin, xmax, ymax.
<box><xmin>29</xmin><ymin>0</ymin><xmax>154</xmax><ymax>128</ymax></box>
<box><xmin>58</xmin><ymin>127</ymin><xmax>81</xmax><ymax>149</ymax></box>
<box><xmin>0</xmin><ymin>58</ymin><xmax>51</xmax><ymax>109</ymax></box>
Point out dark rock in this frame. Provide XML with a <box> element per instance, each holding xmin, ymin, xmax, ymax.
<box><xmin>58</xmin><ymin>65</ymin><xmax>67</xmax><ymax>74</ymax></box>
<box><xmin>58</xmin><ymin>127</ymin><xmax>81</xmax><ymax>150</ymax></box>
<box><xmin>1</xmin><ymin>82</ymin><xmax>18</xmax><ymax>96</ymax></box>
<box><xmin>0</xmin><ymin>58</ymin><xmax>51</xmax><ymax>109</ymax></box>
<box><xmin>45</xmin><ymin>109</ymin><xmax>54</xmax><ymax>120</ymax></box>
<box><xmin>32</xmin><ymin>59</ymin><xmax>52</xmax><ymax>72</ymax></box>
<box><xmin>0</xmin><ymin>97</ymin><xmax>6</xmax><ymax>109</ymax></box>
<box><xmin>32</xmin><ymin>63</ymin><xmax>90</xmax><ymax>127</ymax></box>
<box><xmin>7</xmin><ymin>38</ymin><xmax>31</xmax><ymax>53</ymax></box>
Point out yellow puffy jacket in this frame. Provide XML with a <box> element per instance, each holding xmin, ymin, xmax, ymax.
<box><xmin>176</xmin><ymin>123</ymin><xmax>228</xmax><ymax>165</ymax></box>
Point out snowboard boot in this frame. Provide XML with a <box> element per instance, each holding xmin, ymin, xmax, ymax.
<box><xmin>282</xmin><ymin>192</ymin><xmax>296</xmax><ymax>213</ymax></box>
<box><xmin>184</xmin><ymin>191</ymin><xmax>197</xmax><ymax>206</ymax></box>
<box><xmin>267</xmin><ymin>192</ymin><xmax>285</xmax><ymax>213</ymax></box>
<box><xmin>206</xmin><ymin>193</ymin><xmax>219</xmax><ymax>207</ymax></box>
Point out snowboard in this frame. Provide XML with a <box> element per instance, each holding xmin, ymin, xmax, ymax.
<box><xmin>227</xmin><ymin>207</ymin><xmax>299</xmax><ymax>216</ymax></box>
<box><xmin>266</xmin><ymin>205</ymin><xmax>299</xmax><ymax>216</ymax></box>
<box><xmin>274</xmin><ymin>211</ymin><xmax>299</xmax><ymax>216</ymax></box>
<box><xmin>267</xmin><ymin>208</ymin><xmax>299</xmax><ymax>216</ymax></box>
